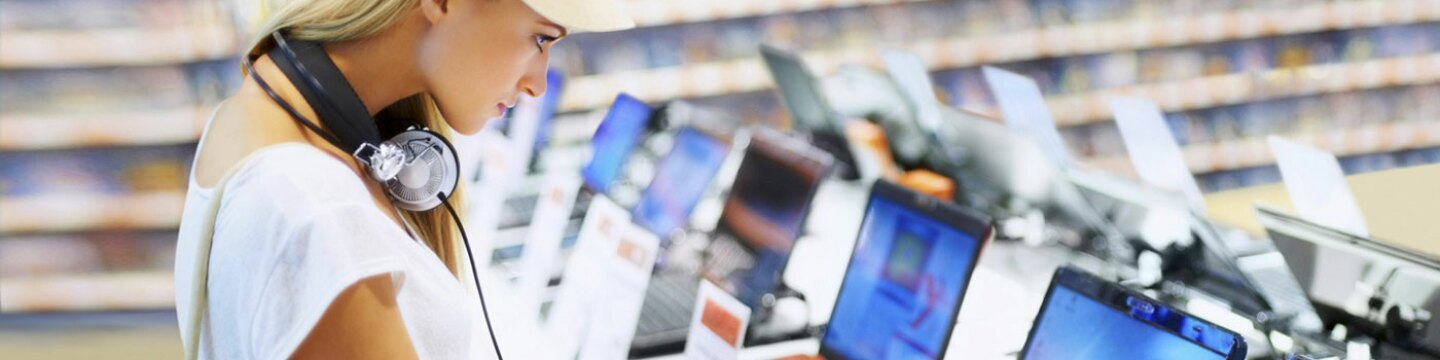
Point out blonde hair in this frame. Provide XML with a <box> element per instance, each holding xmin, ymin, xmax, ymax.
<box><xmin>247</xmin><ymin>0</ymin><xmax>466</xmax><ymax>275</ymax></box>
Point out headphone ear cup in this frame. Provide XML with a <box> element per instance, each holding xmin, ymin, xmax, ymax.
<box><xmin>380</xmin><ymin>129</ymin><xmax>461</xmax><ymax>211</ymax></box>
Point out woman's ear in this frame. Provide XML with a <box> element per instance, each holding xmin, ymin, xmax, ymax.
<box><xmin>420</xmin><ymin>0</ymin><xmax>449</xmax><ymax>24</ymax></box>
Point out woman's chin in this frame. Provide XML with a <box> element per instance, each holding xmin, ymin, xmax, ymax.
<box><xmin>434</xmin><ymin>104</ymin><xmax>496</xmax><ymax>135</ymax></box>
<box><xmin>445</xmin><ymin>116</ymin><xmax>490</xmax><ymax>136</ymax></box>
<box><xmin>454</xmin><ymin>121</ymin><xmax>486</xmax><ymax>135</ymax></box>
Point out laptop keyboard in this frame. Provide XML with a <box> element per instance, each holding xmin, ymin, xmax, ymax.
<box><xmin>637</xmin><ymin>272</ymin><xmax>701</xmax><ymax>336</ymax></box>
<box><xmin>1238</xmin><ymin>252</ymin><xmax>1320</xmax><ymax>330</ymax></box>
<box><xmin>498</xmin><ymin>191</ymin><xmax>592</xmax><ymax>230</ymax></box>
<box><xmin>498</xmin><ymin>194</ymin><xmax>541</xmax><ymax>229</ymax></box>
<box><xmin>1252</xmin><ymin>263</ymin><xmax>1316</xmax><ymax>315</ymax></box>
<box><xmin>705</xmin><ymin>236</ymin><xmax>755</xmax><ymax>275</ymax></box>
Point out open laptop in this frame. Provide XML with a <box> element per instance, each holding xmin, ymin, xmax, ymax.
<box><xmin>1100</xmin><ymin>97</ymin><xmax>1319</xmax><ymax>330</ymax></box>
<box><xmin>1259</xmin><ymin>206</ymin><xmax>1440</xmax><ymax>356</ymax></box>
<box><xmin>812</xmin><ymin>179</ymin><xmax>992</xmax><ymax>359</ymax></box>
<box><xmin>760</xmin><ymin>44</ymin><xmax>860</xmax><ymax>180</ymax></box>
<box><xmin>498</xmin><ymin>93</ymin><xmax>654</xmax><ymax>230</ymax></box>
<box><xmin>632</xmin><ymin>127</ymin><xmax>732</xmax><ymax>244</ymax></box>
<box><xmin>632</xmin><ymin>127</ymin><xmax>834</xmax><ymax>355</ymax></box>
<box><xmin>582</xmin><ymin>93</ymin><xmax>654</xmax><ymax>195</ymax></box>
<box><xmin>1020</xmin><ymin>266</ymin><xmax>1249</xmax><ymax>360</ymax></box>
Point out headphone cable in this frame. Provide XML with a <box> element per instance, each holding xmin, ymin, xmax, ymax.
<box><xmin>440</xmin><ymin>193</ymin><xmax>504</xmax><ymax>360</ymax></box>
<box><xmin>243</xmin><ymin>59</ymin><xmax>345</xmax><ymax>149</ymax></box>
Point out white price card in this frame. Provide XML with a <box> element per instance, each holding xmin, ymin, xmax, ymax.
<box><xmin>544</xmin><ymin>195</ymin><xmax>630</xmax><ymax>358</ymax></box>
<box><xmin>1268</xmin><ymin>136</ymin><xmax>1370</xmax><ymax>237</ymax></box>
<box><xmin>683</xmin><ymin>280</ymin><xmax>752</xmax><ymax>360</ymax></box>
<box><xmin>514</xmin><ymin>173</ymin><xmax>581</xmax><ymax>321</ymax></box>
<box><xmin>1109</xmin><ymin>96</ymin><xmax>1207</xmax><ymax>210</ymax></box>
<box><xmin>577</xmin><ymin>222</ymin><xmax>659</xmax><ymax>360</ymax></box>
<box><xmin>544</xmin><ymin>195</ymin><xmax>660</xmax><ymax>359</ymax></box>
<box><xmin>982</xmin><ymin>66</ymin><xmax>1074</xmax><ymax>166</ymax></box>
<box><xmin>463</xmin><ymin>130</ymin><xmax>520</xmax><ymax>270</ymax></box>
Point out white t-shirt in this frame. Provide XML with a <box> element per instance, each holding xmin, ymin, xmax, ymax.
<box><xmin>174</xmin><ymin>139</ymin><xmax>486</xmax><ymax>359</ymax></box>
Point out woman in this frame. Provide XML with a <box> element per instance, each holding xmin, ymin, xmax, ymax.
<box><xmin>174</xmin><ymin>0</ymin><xmax>632</xmax><ymax>358</ymax></box>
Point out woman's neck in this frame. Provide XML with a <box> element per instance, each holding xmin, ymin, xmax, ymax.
<box><xmin>324</xmin><ymin>16</ymin><xmax>425</xmax><ymax>115</ymax></box>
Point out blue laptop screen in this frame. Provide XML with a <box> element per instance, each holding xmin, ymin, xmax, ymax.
<box><xmin>1022</xmin><ymin>284</ymin><xmax>1229</xmax><ymax>360</ymax></box>
<box><xmin>581</xmin><ymin>94</ymin><xmax>650</xmax><ymax>193</ymax></box>
<box><xmin>633</xmin><ymin>128</ymin><xmax>728</xmax><ymax>238</ymax></box>
<box><xmin>822</xmin><ymin>195</ymin><xmax>979</xmax><ymax>359</ymax></box>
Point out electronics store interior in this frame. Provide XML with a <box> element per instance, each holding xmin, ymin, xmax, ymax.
<box><xmin>2</xmin><ymin>0</ymin><xmax>1440</xmax><ymax>359</ymax></box>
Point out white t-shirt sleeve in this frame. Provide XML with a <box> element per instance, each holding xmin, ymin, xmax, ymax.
<box><xmin>206</xmin><ymin>147</ymin><xmax>413</xmax><ymax>359</ymax></box>
<box><xmin>251</xmin><ymin>203</ymin><xmax>408</xmax><ymax>359</ymax></box>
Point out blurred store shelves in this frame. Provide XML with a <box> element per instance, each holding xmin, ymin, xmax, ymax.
<box><xmin>0</xmin><ymin>271</ymin><xmax>174</xmax><ymax>312</ymax></box>
<box><xmin>0</xmin><ymin>24</ymin><xmax>239</xmax><ymax>69</ymax></box>
<box><xmin>0</xmin><ymin>191</ymin><xmax>185</xmax><ymax>235</ymax></box>
<box><xmin>560</xmin><ymin>0</ymin><xmax>1440</xmax><ymax>112</ymax></box>
<box><xmin>0</xmin><ymin>106</ymin><xmax>210</xmax><ymax>151</ymax></box>
<box><xmin>1050</xmin><ymin>53</ymin><xmax>1440</xmax><ymax>126</ymax></box>
<box><xmin>1086</xmin><ymin>119</ymin><xmax>1440</xmax><ymax>175</ymax></box>
<box><xmin>626</xmin><ymin>0</ymin><xmax>931</xmax><ymax>28</ymax></box>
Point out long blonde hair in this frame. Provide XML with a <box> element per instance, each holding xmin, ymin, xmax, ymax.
<box><xmin>246</xmin><ymin>0</ymin><xmax>465</xmax><ymax>275</ymax></box>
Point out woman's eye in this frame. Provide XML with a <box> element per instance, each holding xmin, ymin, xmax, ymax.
<box><xmin>535</xmin><ymin>35</ymin><xmax>559</xmax><ymax>50</ymax></box>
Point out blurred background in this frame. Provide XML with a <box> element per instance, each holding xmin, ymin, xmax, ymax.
<box><xmin>1</xmin><ymin>0</ymin><xmax>1438</xmax><ymax>358</ymax></box>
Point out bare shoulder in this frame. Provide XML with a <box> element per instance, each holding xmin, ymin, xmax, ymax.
<box><xmin>193</xmin><ymin>92</ymin><xmax>339</xmax><ymax>188</ymax></box>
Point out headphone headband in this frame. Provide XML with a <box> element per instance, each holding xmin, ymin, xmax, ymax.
<box><xmin>267</xmin><ymin>33</ymin><xmax>383</xmax><ymax>153</ymax></box>
<box><xmin>254</xmin><ymin>32</ymin><xmax>461</xmax><ymax>211</ymax></box>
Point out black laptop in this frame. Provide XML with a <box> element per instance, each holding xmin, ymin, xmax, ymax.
<box><xmin>631</xmin><ymin>127</ymin><xmax>834</xmax><ymax>356</ymax></box>
<box><xmin>1020</xmin><ymin>266</ymin><xmax>1249</xmax><ymax>360</ymax></box>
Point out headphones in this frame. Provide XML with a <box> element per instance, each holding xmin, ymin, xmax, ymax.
<box><xmin>257</xmin><ymin>33</ymin><xmax>459</xmax><ymax>211</ymax></box>
<box><xmin>244</xmin><ymin>32</ymin><xmax>503</xmax><ymax>359</ymax></box>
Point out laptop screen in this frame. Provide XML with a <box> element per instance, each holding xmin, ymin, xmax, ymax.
<box><xmin>1261</xmin><ymin>207</ymin><xmax>1440</xmax><ymax>340</ymax></box>
<box><xmin>761</xmin><ymin>44</ymin><xmax>834</xmax><ymax>133</ymax></box>
<box><xmin>714</xmin><ymin>129</ymin><xmax>831</xmax><ymax>306</ymax></box>
<box><xmin>821</xmin><ymin>182</ymin><xmax>983</xmax><ymax>360</ymax></box>
<box><xmin>632</xmin><ymin>128</ymin><xmax>729</xmax><ymax>238</ymax></box>
<box><xmin>582</xmin><ymin>93</ymin><xmax>651</xmax><ymax>193</ymax></box>
<box><xmin>1021</xmin><ymin>267</ymin><xmax>1244</xmax><ymax>360</ymax></box>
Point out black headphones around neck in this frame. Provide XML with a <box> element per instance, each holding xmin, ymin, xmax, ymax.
<box><xmin>244</xmin><ymin>31</ymin><xmax>503</xmax><ymax>359</ymax></box>
<box><xmin>259</xmin><ymin>32</ymin><xmax>459</xmax><ymax>211</ymax></box>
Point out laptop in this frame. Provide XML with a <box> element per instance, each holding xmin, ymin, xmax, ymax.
<box><xmin>814</xmin><ymin>179</ymin><xmax>993</xmax><ymax>360</ymax></box>
<box><xmin>1184</xmin><ymin>214</ymin><xmax>1324</xmax><ymax>333</ymax></box>
<box><xmin>1259</xmin><ymin>206</ymin><xmax>1440</xmax><ymax>355</ymax></box>
<box><xmin>582</xmin><ymin>93</ymin><xmax>654</xmax><ymax>195</ymax></box>
<box><xmin>1084</xmin><ymin>98</ymin><xmax>1316</xmax><ymax>330</ymax></box>
<box><xmin>760</xmin><ymin>44</ymin><xmax>860</xmax><ymax>180</ymax></box>
<box><xmin>1020</xmin><ymin>266</ymin><xmax>1249</xmax><ymax>360</ymax></box>
<box><xmin>632</xmin><ymin>127</ymin><xmax>732</xmax><ymax>244</ymax></box>
<box><xmin>632</xmin><ymin>127</ymin><xmax>834</xmax><ymax>355</ymax></box>
<box><xmin>498</xmin><ymin>93</ymin><xmax>654</xmax><ymax>230</ymax></box>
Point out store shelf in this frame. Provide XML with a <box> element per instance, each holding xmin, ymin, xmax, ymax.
<box><xmin>0</xmin><ymin>106</ymin><xmax>210</xmax><ymax>151</ymax></box>
<box><xmin>626</xmin><ymin>0</ymin><xmax>929</xmax><ymax>28</ymax></box>
<box><xmin>0</xmin><ymin>270</ymin><xmax>174</xmax><ymax>312</ymax></box>
<box><xmin>0</xmin><ymin>191</ymin><xmax>185</xmax><ymax>235</ymax></box>
<box><xmin>1050</xmin><ymin>53</ymin><xmax>1440</xmax><ymax>127</ymax></box>
<box><xmin>0</xmin><ymin>25</ymin><xmax>239</xmax><ymax>69</ymax></box>
<box><xmin>560</xmin><ymin>0</ymin><xmax>1440</xmax><ymax>112</ymax></box>
<box><xmin>1084</xmin><ymin>120</ymin><xmax>1440</xmax><ymax>176</ymax></box>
